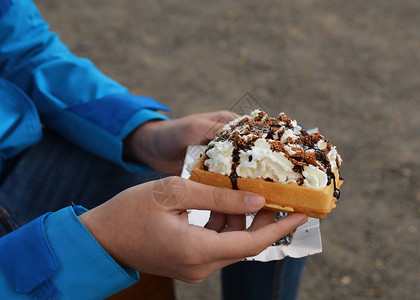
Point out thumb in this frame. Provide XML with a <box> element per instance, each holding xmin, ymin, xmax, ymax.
<box><xmin>165</xmin><ymin>177</ymin><xmax>265</xmax><ymax>214</ymax></box>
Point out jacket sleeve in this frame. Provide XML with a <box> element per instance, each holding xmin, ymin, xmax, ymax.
<box><xmin>0</xmin><ymin>206</ymin><xmax>138</xmax><ymax>299</ymax></box>
<box><xmin>0</xmin><ymin>0</ymin><xmax>169</xmax><ymax>172</ymax></box>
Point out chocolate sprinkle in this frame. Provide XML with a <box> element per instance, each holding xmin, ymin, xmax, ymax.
<box><xmin>205</xmin><ymin>110</ymin><xmax>342</xmax><ymax>197</ymax></box>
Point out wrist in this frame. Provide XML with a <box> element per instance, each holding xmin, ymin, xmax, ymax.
<box><xmin>78</xmin><ymin>209</ymin><xmax>130</xmax><ymax>269</ymax></box>
<box><xmin>123</xmin><ymin>120</ymin><xmax>161</xmax><ymax>163</ymax></box>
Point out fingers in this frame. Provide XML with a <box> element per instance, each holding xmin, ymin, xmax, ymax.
<box><xmin>247</xmin><ymin>209</ymin><xmax>277</xmax><ymax>231</ymax></box>
<box><xmin>205</xmin><ymin>213</ymin><xmax>247</xmax><ymax>233</ymax></box>
<box><xmin>204</xmin><ymin>210</ymin><xmax>281</xmax><ymax>233</ymax></box>
<box><xmin>150</xmin><ymin>159</ymin><xmax>184</xmax><ymax>176</ymax></box>
<box><xmin>198</xmin><ymin>110</ymin><xmax>240</xmax><ymax>123</ymax></box>
<box><xmin>204</xmin><ymin>212</ymin><xmax>227</xmax><ymax>231</ymax></box>
<box><xmin>169</xmin><ymin>177</ymin><xmax>265</xmax><ymax>214</ymax></box>
<box><xmin>189</xmin><ymin>110</ymin><xmax>240</xmax><ymax>145</ymax></box>
<box><xmin>193</xmin><ymin>120</ymin><xmax>226</xmax><ymax>145</ymax></box>
<box><xmin>201</xmin><ymin>213</ymin><xmax>307</xmax><ymax>260</ymax></box>
<box><xmin>222</xmin><ymin>214</ymin><xmax>246</xmax><ymax>232</ymax></box>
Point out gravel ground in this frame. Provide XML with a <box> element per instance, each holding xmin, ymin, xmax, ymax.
<box><xmin>38</xmin><ymin>0</ymin><xmax>420</xmax><ymax>299</ymax></box>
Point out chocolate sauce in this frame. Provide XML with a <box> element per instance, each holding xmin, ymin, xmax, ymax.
<box><xmin>206</xmin><ymin>110</ymin><xmax>342</xmax><ymax>199</ymax></box>
<box><xmin>232</xmin><ymin>155</ymin><xmax>240</xmax><ymax>163</ymax></box>
<box><xmin>327</xmin><ymin>173</ymin><xmax>333</xmax><ymax>185</ymax></box>
<box><xmin>327</xmin><ymin>173</ymin><xmax>341</xmax><ymax>200</ymax></box>
<box><xmin>333</xmin><ymin>188</ymin><xmax>341</xmax><ymax>199</ymax></box>
<box><xmin>293</xmin><ymin>165</ymin><xmax>304</xmax><ymax>174</ymax></box>
<box><xmin>229</xmin><ymin>172</ymin><xmax>238</xmax><ymax>190</ymax></box>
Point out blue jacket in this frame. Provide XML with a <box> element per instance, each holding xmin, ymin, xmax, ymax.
<box><xmin>0</xmin><ymin>0</ymin><xmax>169</xmax><ymax>298</ymax></box>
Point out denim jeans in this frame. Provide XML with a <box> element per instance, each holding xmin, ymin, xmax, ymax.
<box><xmin>222</xmin><ymin>258</ymin><xmax>307</xmax><ymax>300</ymax></box>
<box><xmin>0</xmin><ymin>130</ymin><xmax>306</xmax><ymax>300</ymax></box>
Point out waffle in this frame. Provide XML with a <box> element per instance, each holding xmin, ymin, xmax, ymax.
<box><xmin>190</xmin><ymin>154</ymin><xmax>343</xmax><ymax>218</ymax></box>
<box><xmin>189</xmin><ymin>110</ymin><xmax>343</xmax><ymax>219</ymax></box>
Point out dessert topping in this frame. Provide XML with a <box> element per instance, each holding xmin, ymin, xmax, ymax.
<box><xmin>204</xmin><ymin>110</ymin><xmax>342</xmax><ymax>195</ymax></box>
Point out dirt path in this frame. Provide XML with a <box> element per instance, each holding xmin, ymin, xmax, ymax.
<box><xmin>38</xmin><ymin>0</ymin><xmax>420</xmax><ymax>299</ymax></box>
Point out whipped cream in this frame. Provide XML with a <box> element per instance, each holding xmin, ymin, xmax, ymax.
<box><xmin>235</xmin><ymin>138</ymin><xmax>302</xmax><ymax>184</ymax></box>
<box><xmin>205</xmin><ymin>140</ymin><xmax>234</xmax><ymax>175</ymax></box>
<box><xmin>204</xmin><ymin>109</ymin><xmax>342</xmax><ymax>190</ymax></box>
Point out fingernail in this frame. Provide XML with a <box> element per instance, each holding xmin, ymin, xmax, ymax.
<box><xmin>245</xmin><ymin>194</ymin><xmax>264</xmax><ymax>207</ymax></box>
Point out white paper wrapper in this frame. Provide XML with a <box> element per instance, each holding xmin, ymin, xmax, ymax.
<box><xmin>182</xmin><ymin>145</ymin><xmax>323</xmax><ymax>262</ymax></box>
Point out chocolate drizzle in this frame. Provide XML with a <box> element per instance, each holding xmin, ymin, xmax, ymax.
<box><xmin>327</xmin><ymin>173</ymin><xmax>341</xmax><ymax>199</ymax></box>
<box><xmin>229</xmin><ymin>171</ymin><xmax>239</xmax><ymax>189</ymax></box>
<box><xmin>205</xmin><ymin>110</ymin><xmax>342</xmax><ymax>198</ymax></box>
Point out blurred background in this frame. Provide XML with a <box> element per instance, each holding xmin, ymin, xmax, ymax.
<box><xmin>38</xmin><ymin>0</ymin><xmax>419</xmax><ymax>299</ymax></box>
